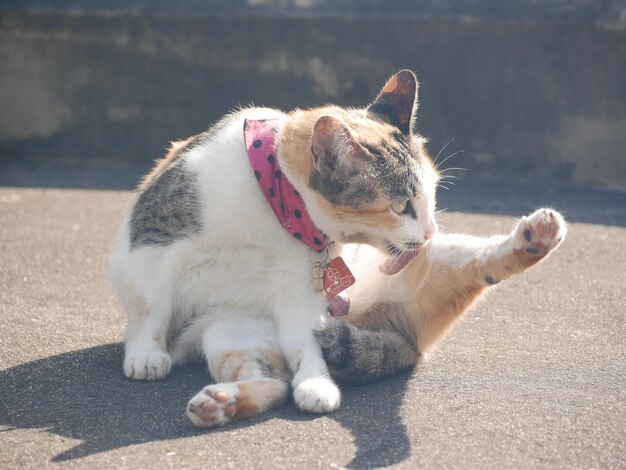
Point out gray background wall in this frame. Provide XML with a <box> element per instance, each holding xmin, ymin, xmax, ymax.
<box><xmin>1</xmin><ymin>0</ymin><xmax>625</xmax><ymax>190</ymax></box>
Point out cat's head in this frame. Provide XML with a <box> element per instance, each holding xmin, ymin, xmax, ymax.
<box><xmin>307</xmin><ymin>70</ymin><xmax>439</xmax><ymax>275</ymax></box>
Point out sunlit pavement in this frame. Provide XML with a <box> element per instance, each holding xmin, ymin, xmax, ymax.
<box><xmin>1</xmin><ymin>186</ymin><xmax>624</xmax><ymax>469</ymax></box>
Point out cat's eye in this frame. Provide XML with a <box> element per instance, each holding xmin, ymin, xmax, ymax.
<box><xmin>391</xmin><ymin>200</ymin><xmax>408</xmax><ymax>215</ymax></box>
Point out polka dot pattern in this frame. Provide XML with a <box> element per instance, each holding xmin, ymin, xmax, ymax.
<box><xmin>244</xmin><ymin>118</ymin><xmax>328</xmax><ymax>252</ymax></box>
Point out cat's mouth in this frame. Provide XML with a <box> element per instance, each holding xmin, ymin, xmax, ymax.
<box><xmin>379</xmin><ymin>244</ymin><xmax>421</xmax><ymax>276</ymax></box>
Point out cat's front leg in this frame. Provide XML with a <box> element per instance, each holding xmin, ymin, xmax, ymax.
<box><xmin>275</xmin><ymin>299</ymin><xmax>341</xmax><ymax>414</ymax></box>
<box><xmin>409</xmin><ymin>208</ymin><xmax>566</xmax><ymax>353</ymax></box>
<box><xmin>122</xmin><ymin>284</ymin><xmax>173</xmax><ymax>381</ymax></box>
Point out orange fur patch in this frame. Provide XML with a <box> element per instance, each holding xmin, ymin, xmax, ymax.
<box><xmin>413</xmin><ymin>262</ymin><xmax>485</xmax><ymax>352</ymax></box>
<box><xmin>213</xmin><ymin>348</ymin><xmax>293</xmax><ymax>383</ymax></box>
<box><xmin>214</xmin><ymin>351</ymin><xmax>255</xmax><ymax>383</ymax></box>
<box><xmin>316</xmin><ymin>195</ymin><xmax>401</xmax><ymax>231</ymax></box>
<box><xmin>232</xmin><ymin>394</ymin><xmax>259</xmax><ymax>421</ymax></box>
<box><xmin>233</xmin><ymin>379</ymin><xmax>288</xmax><ymax>421</ymax></box>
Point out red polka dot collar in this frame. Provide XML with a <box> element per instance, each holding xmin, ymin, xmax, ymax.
<box><xmin>244</xmin><ymin>118</ymin><xmax>329</xmax><ymax>253</ymax></box>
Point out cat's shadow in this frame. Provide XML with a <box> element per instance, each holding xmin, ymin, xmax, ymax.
<box><xmin>0</xmin><ymin>344</ymin><xmax>411</xmax><ymax>467</ymax></box>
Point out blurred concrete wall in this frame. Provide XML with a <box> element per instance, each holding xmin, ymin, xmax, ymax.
<box><xmin>1</xmin><ymin>1</ymin><xmax>625</xmax><ymax>189</ymax></box>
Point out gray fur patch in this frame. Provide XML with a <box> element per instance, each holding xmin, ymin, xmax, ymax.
<box><xmin>130</xmin><ymin>160</ymin><xmax>202</xmax><ymax>249</ymax></box>
<box><xmin>343</xmin><ymin>179</ymin><xmax>379</xmax><ymax>206</ymax></box>
<box><xmin>255</xmin><ymin>358</ymin><xmax>277</xmax><ymax>379</ymax></box>
<box><xmin>309</xmin><ymin>134</ymin><xmax>421</xmax><ymax>209</ymax></box>
<box><xmin>308</xmin><ymin>169</ymin><xmax>347</xmax><ymax>205</ymax></box>
<box><xmin>315</xmin><ymin>318</ymin><xmax>420</xmax><ymax>385</ymax></box>
<box><xmin>362</xmin><ymin>141</ymin><xmax>420</xmax><ymax>201</ymax></box>
<box><xmin>316</xmin><ymin>175</ymin><xmax>380</xmax><ymax>208</ymax></box>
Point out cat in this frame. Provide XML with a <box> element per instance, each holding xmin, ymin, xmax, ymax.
<box><xmin>184</xmin><ymin>207</ymin><xmax>566</xmax><ymax>426</ymax></box>
<box><xmin>108</xmin><ymin>70</ymin><xmax>439</xmax><ymax>421</ymax></box>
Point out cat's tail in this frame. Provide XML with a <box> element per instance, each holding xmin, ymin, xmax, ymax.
<box><xmin>315</xmin><ymin>320</ymin><xmax>420</xmax><ymax>385</ymax></box>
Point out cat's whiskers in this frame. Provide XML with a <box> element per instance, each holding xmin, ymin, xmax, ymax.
<box><xmin>434</xmin><ymin>149</ymin><xmax>465</xmax><ymax>172</ymax></box>
<box><xmin>438</xmin><ymin>166</ymin><xmax>469</xmax><ymax>192</ymax></box>
<box><xmin>439</xmin><ymin>167</ymin><xmax>469</xmax><ymax>174</ymax></box>
<box><xmin>433</xmin><ymin>138</ymin><xmax>455</xmax><ymax>166</ymax></box>
<box><xmin>439</xmin><ymin>174</ymin><xmax>460</xmax><ymax>182</ymax></box>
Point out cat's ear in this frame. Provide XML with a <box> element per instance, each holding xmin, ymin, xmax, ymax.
<box><xmin>311</xmin><ymin>116</ymin><xmax>359</xmax><ymax>177</ymax></box>
<box><xmin>367</xmin><ymin>69</ymin><xmax>418</xmax><ymax>135</ymax></box>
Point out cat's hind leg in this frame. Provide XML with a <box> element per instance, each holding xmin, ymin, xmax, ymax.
<box><xmin>187</xmin><ymin>351</ymin><xmax>288</xmax><ymax>427</ymax></box>
<box><xmin>183</xmin><ymin>316</ymin><xmax>291</xmax><ymax>428</ymax></box>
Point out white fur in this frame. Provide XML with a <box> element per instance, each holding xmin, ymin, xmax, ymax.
<box><xmin>428</xmin><ymin>233</ymin><xmax>507</xmax><ymax>268</ymax></box>
<box><xmin>109</xmin><ymin>109</ymin><xmax>341</xmax><ymax>412</ymax></box>
<box><xmin>342</xmin><ymin>244</ymin><xmax>411</xmax><ymax>311</ymax></box>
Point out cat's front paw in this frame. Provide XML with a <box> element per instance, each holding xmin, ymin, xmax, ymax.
<box><xmin>123</xmin><ymin>349</ymin><xmax>172</xmax><ymax>380</ymax></box>
<box><xmin>186</xmin><ymin>384</ymin><xmax>238</xmax><ymax>428</ymax></box>
<box><xmin>292</xmin><ymin>376</ymin><xmax>341</xmax><ymax>414</ymax></box>
<box><xmin>511</xmin><ymin>208</ymin><xmax>567</xmax><ymax>257</ymax></box>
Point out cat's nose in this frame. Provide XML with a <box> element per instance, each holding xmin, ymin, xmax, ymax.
<box><xmin>423</xmin><ymin>217</ymin><xmax>438</xmax><ymax>241</ymax></box>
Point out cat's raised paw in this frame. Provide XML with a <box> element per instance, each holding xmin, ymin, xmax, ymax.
<box><xmin>512</xmin><ymin>208</ymin><xmax>567</xmax><ymax>257</ymax></box>
<box><xmin>123</xmin><ymin>349</ymin><xmax>172</xmax><ymax>380</ymax></box>
<box><xmin>187</xmin><ymin>384</ymin><xmax>238</xmax><ymax>427</ymax></box>
<box><xmin>293</xmin><ymin>376</ymin><xmax>341</xmax><ymax>414</ymax></box>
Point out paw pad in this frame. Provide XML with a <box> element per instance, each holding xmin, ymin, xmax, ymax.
<box><xmin>513</xmin><ymin>208</ymin><xmax>566</xmax><ymax>258</ymax></box>
<box><xmin>484</xmin><ymin>275</ymin><xmax>499</xmax><ymax>285</ymax></box>
<box><xmin>187</xmin><ymin>385</ymin><xmax>238</xmax><ymax>428</ymax></box>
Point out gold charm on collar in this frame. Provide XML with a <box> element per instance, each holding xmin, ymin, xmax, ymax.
<box><xmin>312</xmin><ymin>262</ymin><xmax>324</xmax><ymax>291</ymax></box>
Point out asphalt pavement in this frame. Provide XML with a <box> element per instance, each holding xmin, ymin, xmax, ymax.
<box><xmin>0</xmin><ymin>183</ymin><xmax>624</xmax><ymax>469</ymax></box>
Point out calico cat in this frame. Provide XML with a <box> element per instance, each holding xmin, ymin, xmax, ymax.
<box><xmin>108</xmin><ymin>71</ymin><xmax>438</xmax><ymax>419</ymax></box>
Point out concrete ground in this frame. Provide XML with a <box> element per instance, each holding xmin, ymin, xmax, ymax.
<box><xmin>0</xmin><ymin>182</ymin><xmax>625</xmax><ymax>469</ymax></box>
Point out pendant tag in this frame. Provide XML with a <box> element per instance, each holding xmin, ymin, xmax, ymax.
<box><xmin>323</xmin><ymin>257</ymin><xmax>355</xmax><ymax>297</ymax></box>
<box><xmin>312</xmin><ymin>262</ymin><xmax>325</xmax><ymax>292</ymax></box>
